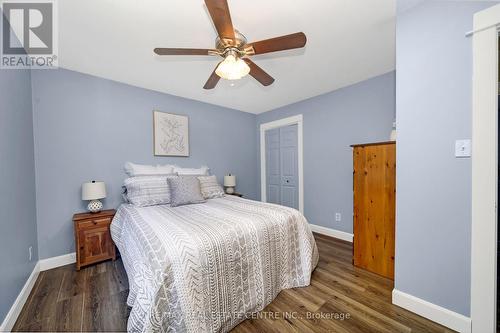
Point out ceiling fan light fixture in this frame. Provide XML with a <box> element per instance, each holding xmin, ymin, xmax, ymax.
<box><xmin>215</xmin><ymin>53</ymin><xmax>250</xmax><ymax>80</ymax></box>
<box><xmin>154</xmin><ymin>0</ymin><xmax>307</xmax><ymax>89</ymax></box>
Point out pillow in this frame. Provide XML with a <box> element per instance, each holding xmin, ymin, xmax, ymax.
<box><xmin>124</xmin><ymin>162</ymin><xmax>175</xmax><ymax>176</ymax></box>
<box><xmin>197</xmin><ymin>175</ymin><xmax>225</xmax><ymax>199</ymax></box>
<box><xmin>123</xmin><ymin>174</ymin><xmax>177</xmax><ymax>207</ymax></box>
<box><xmin>168</xmin><ymin>176</ymin><xmax>206</xmax><ymax>207</ymax></box>
<box><xmin>173</xmin><ymin>166</ymin><xmax>209</xmax><ymax>176</ymax></box>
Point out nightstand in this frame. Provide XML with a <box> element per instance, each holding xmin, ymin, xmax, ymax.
<box><xmin>227</xmin><ymin>192</ymin><xmax>243</xmax><ymax>198</ymax></box>
<box><xmin>73</xmin><ymin>209</ymin><xmax>116</xmax><ymax>270</ymax></box>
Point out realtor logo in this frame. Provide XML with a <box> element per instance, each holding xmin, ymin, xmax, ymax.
<box><xmin>1</xmin><ymin>0</ymin><xmax>58</xmax><ymax>69</ymax></box>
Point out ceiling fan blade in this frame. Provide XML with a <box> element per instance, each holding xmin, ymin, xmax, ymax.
<box><xmin>204</xmin><ymin>0</ymin><xmax>235</xmax><ymax>40</ymax></box>
<box><xmin>154</xmin><ymin>48</ymin><xmax>218</xmax><ymax>56</ymax></box>
<box><xmin>243</xmin><ymin>58</ymin><xmax>275</xmax><ymax>86</ymax></box>
<box><xmin>203</xmin><ymin>65</ymin><xmax>221</xmax><ymax>89</ymax></box>
<box><xmin>247</xmin><ymin>32</ymin><xmax>307</xmax><ymax>55</ymax></box>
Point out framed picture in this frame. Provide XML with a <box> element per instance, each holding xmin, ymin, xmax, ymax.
<box><xmin>153</xmin><ymin>111</ymin><xmax>189</xmax><ymax>156</ymax></box>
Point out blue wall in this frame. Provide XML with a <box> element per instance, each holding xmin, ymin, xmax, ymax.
<box><xmin>395</xmin><ymin>0</ymin><xmax>495</xmax><ymax>316</ymax></box>
<box><xmin>256</xmin><ymin>72</ymin><xmax>395</xmax><ymax>233</ymax></box>
<box><xmin>31</xmin><ymin>69</ymin><xmax>258</xmax><ymax>259</ymax></box>
<box><xmin>0</xmin><ymin>67</ymin><xmax>38</xmax><ymax>322</ymax></box>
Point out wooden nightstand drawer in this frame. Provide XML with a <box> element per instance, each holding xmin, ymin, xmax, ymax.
<box><xmin>73</xmin><ymin>209</ymin><xmax>116</xmax><ymax>270</ymax></box>
<box><xmin>76</xmin><ymin>217</ymin><xmax>111</xmax><ymax>230</ymax></box>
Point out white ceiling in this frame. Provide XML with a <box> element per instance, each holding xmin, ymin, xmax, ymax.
<box><xmin>58</xmin><ymin>0</ymin><xmax>395</xmax><ymax>114</ymax></box>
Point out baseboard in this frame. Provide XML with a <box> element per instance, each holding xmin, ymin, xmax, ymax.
<box><xmin>392</xmin><ymin>289</ymin><xmax>471</xmax><ymax>333</ymax></box>
<box><xmin>39</xmin><ymin>252</ymin><xmax>76</xmax><ymax>271</ymax></box>
<box><xmin>309</xmin><ymin>224</ymin><xmax>353</xmax><ymax>242</ymax></box>
<box><xmin>0</xmin><ymin>262</ymin><xmax>40</xmax><ymax>332</ymax></box>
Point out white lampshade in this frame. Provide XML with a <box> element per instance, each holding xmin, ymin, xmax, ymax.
<box><xmin>82</xmin><ymin>181</ymin><xmax>106</xmax><ymax>200</ymax></box>
<box><xmin>224</xmin><ymin>175</ymin><xmax>236</xmax><ymax>187</ymax></box>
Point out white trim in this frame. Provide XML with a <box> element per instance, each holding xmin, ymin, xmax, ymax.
<box><xmin>39</xmin><ymin>252</ymin><xmax>76</xmax><ymax>271</ymax></box>
<box><xmin>309</xmin><ymin>223</ymin><xmax>353</xmax><ymax>243</ymax></box>
<box><xmin>471</xmin><ymin>4</ymin><xmax>500</xmax><ymax>333</ymax></box>
<box><xmin>260</xmin><ymin>115</ymin><xmax>304</xmax><ymax>213</ymax></box>
<box><xmin>0</xmin><ymin>262</ymin><xmax>40</xmax><ymax>332</ymax></box>
<box><xmin>392</xmin><ymin>289</ymin><xmax>471</xmax><ymax>333</ymax></box>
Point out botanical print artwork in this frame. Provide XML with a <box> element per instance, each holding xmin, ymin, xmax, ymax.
<box><xmin>153</xmin><ymin>111</ymin><xmax>189</xmax><ymax>156</ymax></box>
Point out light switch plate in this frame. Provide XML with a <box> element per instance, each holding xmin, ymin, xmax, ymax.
<box><xmin>455</xmin><ymin>139</ymin><xmax>471</xmax><ymax>158</ymax></box>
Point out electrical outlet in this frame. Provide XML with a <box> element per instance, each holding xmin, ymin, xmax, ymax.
<box><xmin>28</xmin><ymin>246</ymin><xmax>32</xmax><ymax>261</ymax></box>
<box><xmin>335</xmin><ymin>213</ymin><xmax>342</xmax><ymax>222</ymax></box>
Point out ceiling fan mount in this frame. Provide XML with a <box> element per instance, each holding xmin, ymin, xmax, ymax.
<box><xmin>153</xmin><ymin>0</ymin><xmax>307</xmax><ymax>89</ymax></box>
<box><xmin>214</xmin><ymin>30</ymin><xmax>249</xmax><ymax>53</ymax></box>
<box><xmin>208</xmin><ymin>30</ymin><xmax>254</xmax><ymax>58</ymax></box>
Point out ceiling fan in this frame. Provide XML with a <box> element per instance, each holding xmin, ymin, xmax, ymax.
<box><xmin>153</xmin><ymin>0</ymin><xmax>307</xmax><ymax>89</ymax></box>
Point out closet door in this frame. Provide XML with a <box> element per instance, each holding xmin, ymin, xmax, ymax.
<box><xmin>265</xmin><ymin>124</ymin><xmax>299</xmax><ymax>209</ymax></box>
<box><xmin>266</xmin><ymin>128</ymin><xmax>281</xmax><ymax>204</ymax></box>
<box><xmin>353</xmin><ymin>142</ymin><xmax>396</xmax><ymax>279</ymax></box>
<box><xmin>279</xmin><ymin>125</ymin><xmax>298</xmax><ymax>209</ymax></box>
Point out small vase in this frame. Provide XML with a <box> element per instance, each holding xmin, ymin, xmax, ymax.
<box><xmin>390</xmin><ymin>129</ymin><xmax>396</xmax><ymax>141</ymax></box>
<box><xmin>390</xmin><ymin>121</ymin><xmax>396</xmax><ymax>141</ymax></box>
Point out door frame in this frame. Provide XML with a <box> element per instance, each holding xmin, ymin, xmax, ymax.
<box><xmin>471</xmin><ymin>4</ymin><xmax>500</xmax><ymax>332</ymax></box>
<box><xmin>260</xmin><ymin>115</ymin><xmax>304</xmax><ymax>213</ymax></box>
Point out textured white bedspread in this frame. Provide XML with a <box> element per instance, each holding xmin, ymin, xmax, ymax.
<box><xmin>111</xmin><ymin>196</ymin><xmax>318</xmax><ymax>333</ymax></box>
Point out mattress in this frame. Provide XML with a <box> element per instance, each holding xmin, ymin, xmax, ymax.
<box><xmin>111</xmin><ymin>195</ymin><xmax>318</xmax><ymax>333</ymax></box>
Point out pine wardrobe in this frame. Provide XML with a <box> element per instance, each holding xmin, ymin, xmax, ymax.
<box><xmin>351</xmin><ymin>141</ymin><xmax>396</xmax><ymax>279</ymax></box>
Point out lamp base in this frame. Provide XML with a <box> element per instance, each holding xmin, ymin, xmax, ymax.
<box><xmin>87</xmin><ymin>200</ymin><xmax>103</xmax><ymax>213</ymax></box>
<box><xmin>225</xmin><ymin>187</ymin><xmax>235</xmax><ymax>194</ymax></box>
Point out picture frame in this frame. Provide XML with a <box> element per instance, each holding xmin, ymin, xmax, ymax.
<box><xmin>153</xmin><ymin>110</ymin><xmax>189</xmax><ymax>157</ymax></box>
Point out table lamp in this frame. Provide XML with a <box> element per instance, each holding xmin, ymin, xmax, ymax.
<box><xmin>224</xmin><ymin>174</ymin><xmax>236</xmax><ymax>194</ymax></box>
<box><xmin>82</xmin><ymin>181</ymin><xmax>106</xmax><ymax>213</ymax></box>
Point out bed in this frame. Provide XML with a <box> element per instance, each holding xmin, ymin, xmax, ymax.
<box><xmin>111</xmin><ymin>195</ymin><xmax>319</xmax><ymax>333</ymax></box>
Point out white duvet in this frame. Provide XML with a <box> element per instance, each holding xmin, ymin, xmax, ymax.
<box><xmin>111</xmin><ymin>196</ymin><xmax>318</xmax><ymax>332</ymax></box>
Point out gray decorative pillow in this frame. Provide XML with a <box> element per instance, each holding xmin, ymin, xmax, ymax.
<box><xmin>168</xmin><ymin>176</ymin><xmax>206</xmax><ymax>207</ymax></box>
<box><xmin>197</xmin><ymin>175</ymin><xmax>225</xmax><ymax>199</ymax></box>
<box><xmin>123</xmin><ymin>174</ymin><xmax>177</xmax><ymax>207</ymax></box>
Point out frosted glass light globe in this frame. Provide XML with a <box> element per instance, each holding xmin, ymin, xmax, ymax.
<box><xmin>215</xmin><ymin>54</ymin><xmax>250</xmax><ymax>80</ymax></box>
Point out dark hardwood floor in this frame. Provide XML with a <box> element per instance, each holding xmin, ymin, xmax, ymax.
<box><xmin>13</xmin><ymin>233</ymin><xmax>454</xmax><ymax>332</ymax></box>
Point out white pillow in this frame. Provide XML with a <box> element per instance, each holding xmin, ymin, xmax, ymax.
<box><xmin>123</xmin><ymin>174</ymin><xmax>177</xmax><ymax>207</ymax></box>
<box><xmin>173</xmin><ymin>166</ymin><xmax>209</xmax><ymax>176</ymax></box>
<box><xmin>197</xmin><ymin>175</ymin><xmax>225</xmax><ymax>199</ymax></box>
<box><xmin>124</xmin><ymin>162</ymin><xmax>174</xmax><ymax>176</ymax></box>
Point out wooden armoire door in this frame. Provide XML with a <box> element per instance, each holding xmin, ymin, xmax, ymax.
<box><xmin>352</xmin><ymin>142</ymin><xmax>396</xmax><ymax>279</ymax></box>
